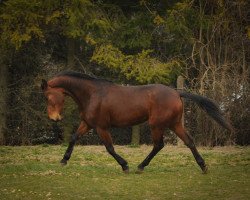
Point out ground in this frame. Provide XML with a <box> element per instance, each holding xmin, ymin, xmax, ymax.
<box><xmin>0</xmin><ymin>145</ymin><xmax>249</xmax><ymax>200</ymax></box>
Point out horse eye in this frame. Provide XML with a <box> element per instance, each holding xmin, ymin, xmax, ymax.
<box><xmin>48</xmin><ymin>99</ymin><xmax>55</xmax><ymax>106</ymax></box>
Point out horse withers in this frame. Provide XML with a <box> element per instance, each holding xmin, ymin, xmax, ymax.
<box><xmin>41</xmin><ymin>71</ymin><xmax>232</xmax><ymax>173</ymax></box>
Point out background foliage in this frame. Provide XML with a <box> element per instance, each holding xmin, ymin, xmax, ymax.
<box><xmin>0</xmin><ymin>0</ymin><xmax>249</xmax><ymax>145</ymax></box>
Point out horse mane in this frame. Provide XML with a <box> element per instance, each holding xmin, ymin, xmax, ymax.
<box><xmin>55</xmin><ymin>71</ymin><xmax>112</xmax><ymax>83</ymax></box>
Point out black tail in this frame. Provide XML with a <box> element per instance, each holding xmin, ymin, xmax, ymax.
<box><xmin>179</xmin><ymin>91</ymin><xmax>232</xmax><ymax>131</ymax></box>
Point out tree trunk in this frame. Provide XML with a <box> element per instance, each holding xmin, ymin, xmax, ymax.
<box><xmin>0</xmin><ymin>60</ymin><xmax>8</xmax><ymax>145</ymax></box>
<box><xmin>67</xmin><ymin>37</ymin><xmax>75</xmax><ymax>69</ymax></box>
<box><xmin>177</xmin><ymin>75</ymin><xmax>185</xmax><ymax>146</ymax></box>
<box><xmin>131</xmin><ymin>125</ymin><xmax>140</xmax><ymax>145</ymax></box>
<box><xmin>63</xmin><ymin>37</ymin><xmax>76</xmax><ymax>143</ymax></box>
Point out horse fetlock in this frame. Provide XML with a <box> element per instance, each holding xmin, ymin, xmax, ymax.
<box><xmin>196</xmin><ymin>158</ymin><xmax>207</xmax><ymax>173</ymax></box>
<box><xmin>122</xmin><ymin>165</ymin><xmax>129</xmax><ymax>173</ymax></box>
<box><xmin>137</xmin><ymin>164</ymin><xmax>145</xmax><ymax>170</ymax></box>
<box><xmin>121</xmin><ymin>160</ymin><xmax>128</xmax><ymax>166</ymax></box>
<box><xmin>201</xmin><ymin>164</ymin><xmax>208</xmax><ymax>174</ymax></box>
<box><xmin>197</xmin><ymin>157</ymin><xmax>205</xmax><ymax>165</ymax></box>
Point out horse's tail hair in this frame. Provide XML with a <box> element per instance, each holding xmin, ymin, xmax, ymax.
<box><xmin>178</xmin><ymin>91</ymin><xmax>233</xmax><ymax>131</ymax></box>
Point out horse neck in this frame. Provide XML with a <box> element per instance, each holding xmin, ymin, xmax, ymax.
<box><xmin>49</xmin><ymin>76</ymin><xmax>97</xmax><ymax>107</ymax></box>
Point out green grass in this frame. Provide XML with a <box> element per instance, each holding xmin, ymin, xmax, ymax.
<box><xmin>0</xmin><ymin>145</ymin><xmax>249</xmax><ymax>200</ymax></box>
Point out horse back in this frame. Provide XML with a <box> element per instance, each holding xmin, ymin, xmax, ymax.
<box><xmin>100</xmin><ymin>84</ymin><xmax>181</xmax><ymax>127</ymax></box>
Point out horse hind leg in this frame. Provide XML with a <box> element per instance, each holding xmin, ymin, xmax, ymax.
<box><xmin>137</xmin><ymin>127</ymin><xmax>165</xmax><ymax>173</ymax></box>
<box><xmin>171</xmin><ymin>122</ymin><xmax>208</xmax><ymax>173</ymax></box>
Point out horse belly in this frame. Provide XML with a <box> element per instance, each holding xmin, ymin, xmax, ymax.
<box><xmin>109</xmin><ymin>104</ymin><xmax>149</xmax><ymax>127</ymax></box>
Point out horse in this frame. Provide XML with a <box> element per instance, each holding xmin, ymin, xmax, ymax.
<box><xmin>41</xmin><ymin>71</ymin><xmax>232</xmax><ymax>173</ymax></box>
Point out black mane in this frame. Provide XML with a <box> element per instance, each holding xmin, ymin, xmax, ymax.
<box><xmin>55</xmin><ymin>71</ymin><xmax>112</xmax><ymax>83</ymax></box>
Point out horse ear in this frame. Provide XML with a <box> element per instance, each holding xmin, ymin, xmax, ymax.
<box><xmin>41</xmin><ymin>79</ymin><xmax>48</xmax><ymax>91</ymax></box>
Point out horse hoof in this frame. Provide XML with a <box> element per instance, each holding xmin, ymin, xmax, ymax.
<box><xmin>122</xmin><ymin>166</ymin><xmax>129</xmax><ymax>174</ymax></box>
<box><xmin>123</xmin><ymin>169</ymin><xmax>129</xmax><ymax>174</ymax></box>
<box><xmin>60</xmin><ymin>159</ymin><xmax>67</xmax><ymax>166</ymax></box>
<box><xmin>202</xmin><ymin>166</ymin><xmax>208</xmax><ymax>174</ymax></box>
<box><xmin>135</xmin><ymin>168</ymin><xmax>144</xmax><ymax>174</ymax></box>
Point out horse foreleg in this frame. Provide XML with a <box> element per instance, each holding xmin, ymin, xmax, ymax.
<box><xmin>96</xmin><ymin>128</ymin><xmax>129</xmax><ymax>173</ymax></box>
<box><xmin>171</xmin><ymin>122</ymin><xmax>208</xmax><ymax>173</ymax></box>
<box><xmin>137</xmin><ymin>127</ymin><xmax>164</xmax><ymax>172</ymax></box>
<box><xmin>60</xmin><ymin>121</ymin><xmax>89</xmax><ymax>165</ymax></box>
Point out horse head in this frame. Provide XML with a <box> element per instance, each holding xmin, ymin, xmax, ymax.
<box><xmin>41</xmin><ymin>79</ymin><xmax>65</xmax><ymax>122</ymax></box>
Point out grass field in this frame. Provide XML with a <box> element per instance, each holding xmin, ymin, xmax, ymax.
<box><xmin>0</xmin><ymin>145</ymin><xmax>249</xmax><ymax>200</ymax></box>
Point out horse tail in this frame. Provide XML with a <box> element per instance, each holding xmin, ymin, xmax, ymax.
<box><xmin>178</xmin><ymin>91</ymin><xmax>233</xmax><ymax>131</ymax></box>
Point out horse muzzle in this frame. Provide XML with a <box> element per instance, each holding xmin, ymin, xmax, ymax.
<box><xmin>49</xmin><ymin>113</ymin><xmax>63</xmax><ymax>122</ymax></box>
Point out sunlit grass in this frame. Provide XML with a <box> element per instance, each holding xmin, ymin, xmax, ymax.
<box><xmin>0</xmin><ymin>145</ymin><xmax>249</xmax><ymax>199</ymax></box>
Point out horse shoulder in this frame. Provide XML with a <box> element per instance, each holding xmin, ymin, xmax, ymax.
<box><xmin>79</xmin><ymin>93</ymin><xmax>101</xmax><ymax>126</ymax></box>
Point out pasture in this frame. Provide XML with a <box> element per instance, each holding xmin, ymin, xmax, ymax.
<box><xmin>0</xmin><ymin>145</ymin><xmax>249</xmax><ymax>200</ymax></box>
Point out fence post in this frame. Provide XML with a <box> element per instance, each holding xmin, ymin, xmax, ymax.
<box><xmin>177</xmin><ymin>75</ymin><xmax>185</xmax><ymax>146</ymax></box>
<box><xmin>0</xmin><ymin>64</ymin><xmax>7</xmax><ymax>145</ymax></box>
<box><xmin>131</xmin><ymin>125</ymin><xmax>140</xmax><ymax>146</ymax></box>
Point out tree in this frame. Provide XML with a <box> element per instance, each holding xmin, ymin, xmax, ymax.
<box><xmin>162</xmin><ymin>0</ymin><xmax>249</xmax><ymax>145</ymax></box>
<box><xmin>0</xmin><ymin>48</ymin><xmax>8</xmax><ymax>144</ymax></box>
<box><xmin>0</xmin><ymin>0</ymin><xmax>249</xmax><ymax>146</ymax></box>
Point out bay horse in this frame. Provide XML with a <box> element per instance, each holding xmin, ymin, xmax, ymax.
<box><xmin>41</xmin><ymin>71</ymin><xmax>232</xmax><ymax>173</ymax></box>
